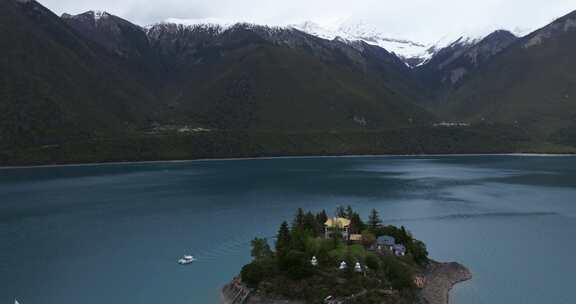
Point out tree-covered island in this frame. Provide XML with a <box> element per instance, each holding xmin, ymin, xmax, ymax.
<box><xmin>222</xmin><ymin>207</ymin><xmax>471</xmax><ymax>304</ymax></box>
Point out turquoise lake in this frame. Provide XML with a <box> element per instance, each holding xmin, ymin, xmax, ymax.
<box><xmin>1</xmin><ymin>155</ymin><xmax>575</xmax><ymax>303</ymax></box>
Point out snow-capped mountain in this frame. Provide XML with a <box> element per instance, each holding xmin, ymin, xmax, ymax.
<box><xmin>290</xmin><ymin>20</ymin><xmax>430</xmax><ymax>65</ymax></box>
<box><xmin>416</xmin><ymin>30</ymin><xmax>518</xmax><ymax>91</ymax></box>
<box><xmin>160</xmin><ymin>17</ymin><xmax>237</xmax><ymax>33</ymax></box>
<box><xmin>158</xmin><ymin>18</ymin><xmax>429</xmax><ymax>65</ymax></box>
<box><xmin>156</xmin><ymin>17</ymin><xmax>515</xmax><ymax>68</ymax></box>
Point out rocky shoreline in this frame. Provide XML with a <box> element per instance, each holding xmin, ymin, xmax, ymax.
<box><xmin>419</xmin><ymin>262</ymin><xmax>472</xmax><ymax>304</ymax></box>
<box><xmin>222</xmin><ymin>261</ymin><xmax>471</xmax><ymax>304</ymax></box>
<box><xmin>221</xmin><ymin>278</ymin><xmax>302</xmax><ymax>304</ymax></box>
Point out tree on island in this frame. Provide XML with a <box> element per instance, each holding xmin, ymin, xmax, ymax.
<box><xmin>368</xmin><ymin>208</ymin><xmax>382</xmax><ymax>231</ymax></box>
<box><xmin>336</xmin><ymin>206</ymin><xmax>346</xmax><ymax>218</ymax></box>
<box><xmin>293</xmin><ymin>208</ymin><xmax>305</xmax><ymax>228</ymax></box>
<box><xmin>345</xmin><ymin>205</ymin><xmax>354</xmax><ymax>219</ymax></box>
<box><xmin>276</xmin><ymin>221</ymin><xmax>291</xmax><ymax>263</ymax></box>
<box><xmin>240</xmin><ymin>207</ymin><xmax>430</xmax><ymax>301</ymax></box>
<box><xmin>316</xmin><ymin>210</ymin><xmax>328</xmax><ymax>223</ymax></box>
<box><xmin>251</xmin><ymin>238</ymin><xmax>272</xmax><ymax>260</ymax></box>
<box><xmin>349</xmin><ymin>212</ymin><xmax>365</xmax><ymax>234</ymax></box>
<box><xmin>302</xmin><ymin>211</ymin><xmax>319</xmax><ymax>236</ymax></box>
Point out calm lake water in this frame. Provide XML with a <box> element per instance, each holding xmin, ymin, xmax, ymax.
<box><xmin>1</xmin><ymin>155</ymin><xmax>576</xmax><ymax>303</ymax></box>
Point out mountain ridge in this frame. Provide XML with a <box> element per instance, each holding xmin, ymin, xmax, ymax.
<box><xmin>2</xmin><ymin>0</ymin><xmax>576</xmax><ymax>165</ymax></box>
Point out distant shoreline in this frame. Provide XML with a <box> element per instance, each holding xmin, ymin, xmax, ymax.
<box><xmin>1</xmin><ymin>152</ymin><xmax>575</xmax><ymax>170</ymax></box>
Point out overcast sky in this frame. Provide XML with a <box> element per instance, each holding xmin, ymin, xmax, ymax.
<box><xmin>40</xmin><ymin>0</ymin><xmax>575</xmax><ymax>43</ymax></box>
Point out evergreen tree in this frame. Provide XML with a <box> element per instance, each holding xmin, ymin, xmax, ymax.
<box><xmin>276</xmin><ymin>221</ymin><xmax>291</xmax><ymax>260</ymax></box>
<box><xmin>398</xmin><ymin>225</ymin><xmax>412</xmax><ymax>244</ymax></box>
<box><xmin>250</xmin><ymin>238</ymin><xmax>273</xmax><ymax>260</ymax></box>
<box><xmin>293</xmin><ymin>208</ymin><xmax>305</xmax><ymax>229</ymax></box>
<box><xmin>368</xmin><ymin>209</ymin><xmax>382</xmax><ymax>231</ymax></box>
<box><xmin>409</xmin><ymin>240</ymin><xmax>429</xmax><ymax>265</ymax></box>
<box><xmin>345</xmin><ymin>205</ymin><xmax>354</xmax><ymax>219</ymax></box>
<box><xmin>316</xmin><ymin>210</ymin><xmax>328</xmax><ymax>236</ymax></box>
<box><xmin>290</xmin><ymin>227</ymin><xmax>308</xmax><ymax>252</ymax></box>
<box><xmin>303</xmin><ymin>212</ymin><xmax>318</xmax><ymax>236</ymax></box>
<box><xmin>316</xmin><ymin>210</ymin><xmax>328</xmax><ymax>225</ymax></box>
<box><xmin>350</xmin><ymin>212</ymin><xmax>365</xmax><ymax>234</ymax></box>
<box><xmin>336</xmin><ymin>206</ymin><xmax>346</xmax><ymax>218</ymax></box>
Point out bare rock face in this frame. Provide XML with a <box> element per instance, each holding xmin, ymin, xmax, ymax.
<box><xmin>524</xmin><ymin>11</ymin><xmax>576</xmax><ymax>49</ymax></box>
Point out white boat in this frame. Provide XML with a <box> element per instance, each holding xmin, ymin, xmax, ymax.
<box><xmin>178</xmin><ymin>255</ymin><xmax>196</xmax><ymax>265</ymax></box>
<box><xmin>15</xmin><ymin>299</ymin><xmax>20</xmax><ymax>304</ymax></box>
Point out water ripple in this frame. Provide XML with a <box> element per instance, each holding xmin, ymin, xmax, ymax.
<box><xmin>385</xmin><ymin>211</ymin><xmax>558</xmax><ymax>222</ymax></box>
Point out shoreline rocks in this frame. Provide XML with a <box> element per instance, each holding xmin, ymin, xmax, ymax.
<box><xmin>221</xmin><ymin>278</ymin><xmax>303</xmax><ymax>304</ymax></box>
<box><xmin>419</xmin><ymin>262</ymin><xmax>472</xmax><ymax>304</ymax></box>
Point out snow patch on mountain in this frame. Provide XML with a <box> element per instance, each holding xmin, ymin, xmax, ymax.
<box><xmin>290</xmin><ymin>20</ymin><xmax>429</xmax><ymax>63</ymax></box>
<box><xmin>61</xmin><ymin>10</ymin><xmax>111</xmax><ymax>23</ymax></box>
<box><xmin>163</xmin><ymin>17</ymin><xmax>237</xmax><ymax>30</ymax></box>
<box><xmin>91</xmin><ymin>10</ymin><xmax>109</xmax><ymax>21</ymax></box>
<box><xmin>419</xmin><ymin>26</ymin><xmax>519</xmax><ymax>66</ymax></box>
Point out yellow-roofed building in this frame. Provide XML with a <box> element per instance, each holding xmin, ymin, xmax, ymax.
<box><xmin>349</xmin><ymin>234</ymin><xmax>363</xmax><ymax>242</ymax></box>
<box><xmin>324</xmin><ymin>217</ymin><xmax>351</xmax><ymax>240</ymax></box>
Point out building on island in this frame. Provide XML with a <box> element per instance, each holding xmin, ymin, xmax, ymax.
<box><xmin>371</xmin><ymin>235</ymin><xmax>407</xmax><ymax>256</ymax></box>
<box><xmin>376</xmin><ymin>235</ymin><xmax>396</xmax><ymax>251</ymax></box>
<box><xmin>393</xmin><ymin>244</ymin><xmax>406</xmax><ymax>256</ymax></box>
<box><xmin>325</xmin><ymin>217</ymin><xmax>351</xmax><ymax>240</ymax></box>
<box><xmin>349</xmin><ymin>234</ymin><xmax>363</xmax><ymax>242</ymax></box>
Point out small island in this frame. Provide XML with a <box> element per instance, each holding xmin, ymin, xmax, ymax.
<box><xmin>222</xmin><ymin>207</ymin><xmax>471</xmax><ymax>304</ymax></box>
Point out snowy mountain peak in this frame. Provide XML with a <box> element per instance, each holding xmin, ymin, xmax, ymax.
<box><xmin>337</xmin><ymin>20</ymin><xmax>424</xmax><ymax>47</ymax></box>
<box><xmin>290</xmin><ymin>21</ymin><xmax>338</xmax><ymax>40</ymax></box>
<box><xmin>91</xmin><ymin>10</ymin><xmax>109</xmax><ymax>21</ymax></box>
<box><xmin>62</xmin><ymin>10</ymin><xmax>111</xmax><ymax>23</ymax></box>
<box><xmin>153</xmin><ymin>18</ymin><xmax>279</xmax><ymax>35</ymax></box>
<box><xmin>149</xmin><ymin>17</ymin><xmax>507</xmax><ymax>68</ymax></box>
<box><xmin>162</xmin><ymin>17</ymin><xmax>235</xmax><ymax>30</ymax></box>
<box><xmin>428</xmin><ymin>25</ymin><xmax>522</xmax><ymax>52</ymax></box>
<box><xmin>290</xmin><ymin>20</ymin><xmax>429</xmax><ymax>65</ymax></box>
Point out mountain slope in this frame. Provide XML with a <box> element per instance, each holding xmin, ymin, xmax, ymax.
<box><xmin>168</xmin><ymin>43</ymin><xmax>431</xmax><ymax>130</ymax></box>
<box><xmin>0</xmin><ymin>0</ymin><xmax>157</xmax><ymax>148</ymax></box>
<box><xmin>152</xmin><ymin>23</ymin><xmax>432</xmax><ymax>130</ymax></box>
<box><xmin>64</xmin><ymin>15</ymin><xmax>431</xmax><ymax>130</ymax></box>
<box><xmin>442</xmin><ymin>10</ymin><xmax>576</xmax><ymax>140</ymax></box>
<box><xmin>416</xmin><ymin>30</ymin><xmax>517</xmax><ymax>94</ymax></box>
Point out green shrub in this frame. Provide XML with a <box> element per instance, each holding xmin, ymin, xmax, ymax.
<box><xmin>365</xmin><ymin>252</ymin><xmax>380</xmax><ymax>270</ymax></box>
<box><xmin>241</xmin><ymin>261</ymin><xmax>273</xmax><ymax>287</ymax></box>
<box><xmin>251</xmin><ymin>237</ymin><xmax>273</xmax><ymax>260</ymax></box>
<box><xmin>380</xmin><ymin>256</ymin><xmax>414</xmax><ymax>290</ymax></box>
<box><xmin>284</xmin><ymin>250</ymin><xmax>313</xmax><ymax>279</ymax></box>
